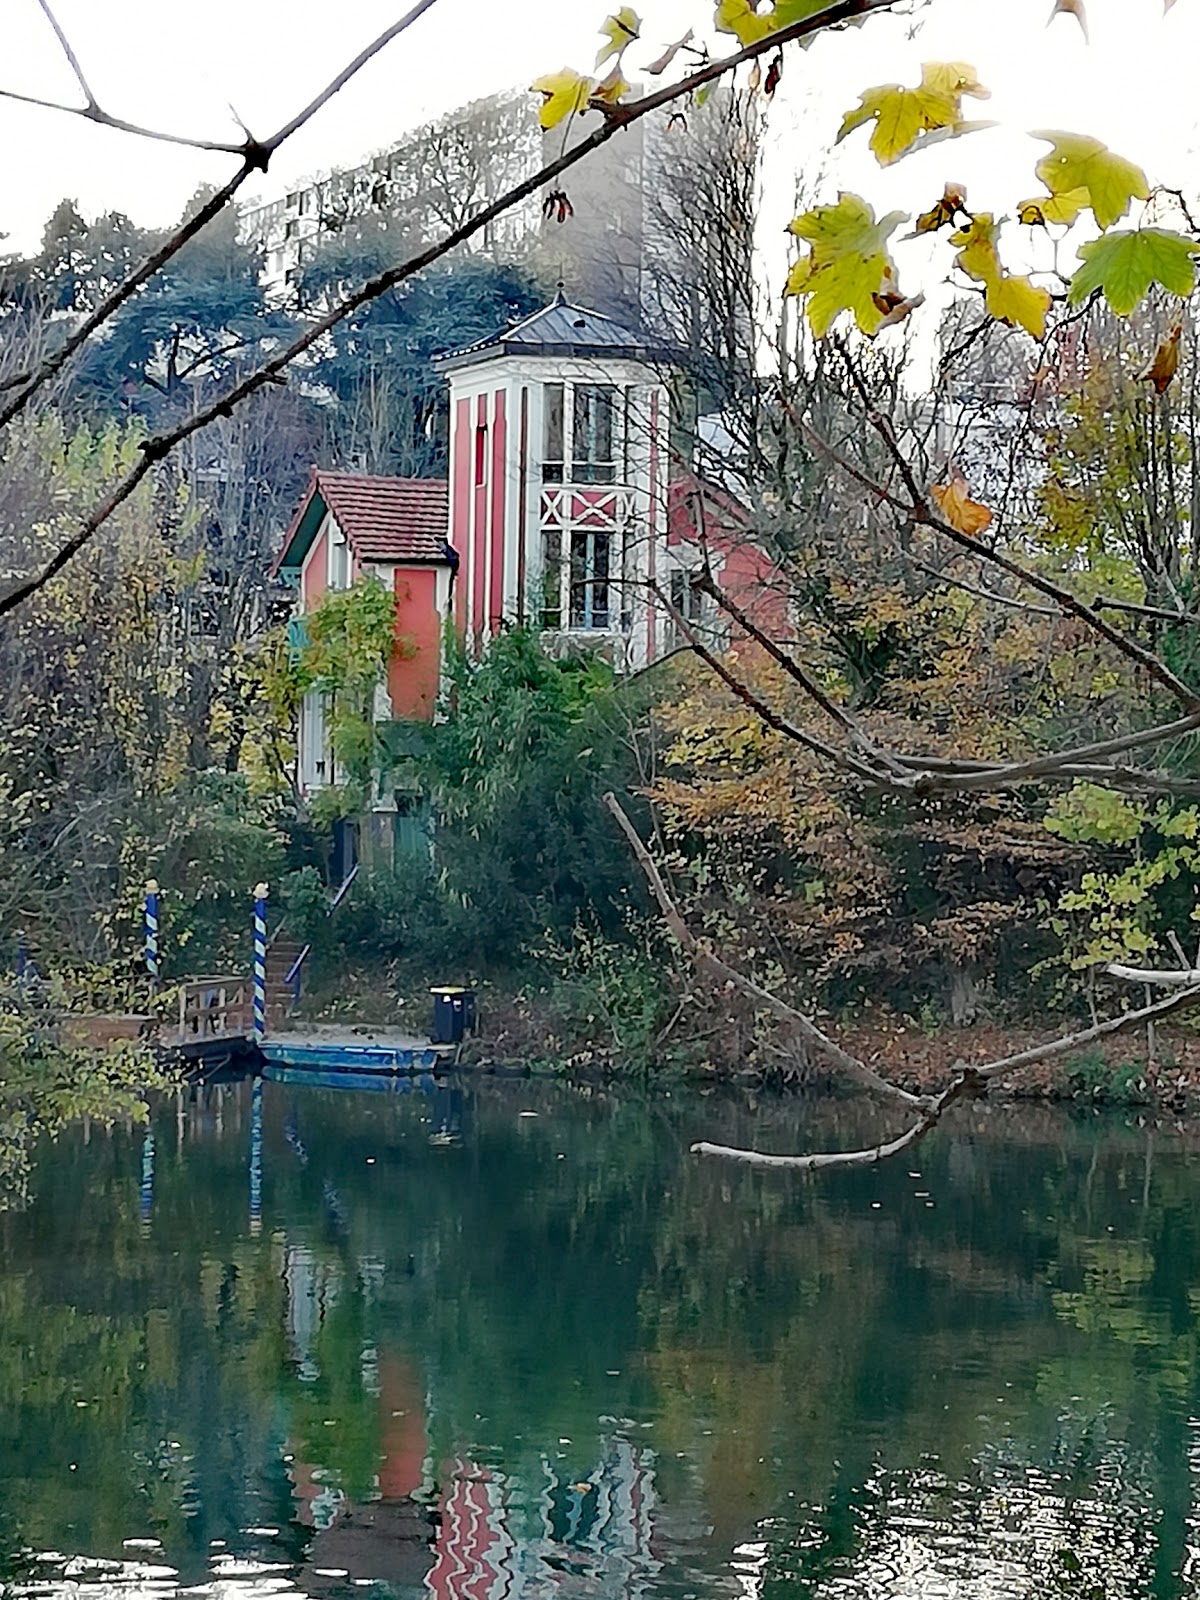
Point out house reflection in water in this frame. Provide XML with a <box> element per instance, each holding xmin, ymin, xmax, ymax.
<box><xmin>281</xmin><ymin>1246</ymin><xmax>661</xmax><ymax>1595</ymax></box>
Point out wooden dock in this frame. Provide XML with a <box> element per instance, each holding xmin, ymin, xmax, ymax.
<box><xmin>170</xmin><ymin>983</ymin><xmax>456</xmax><ymax>1078</ymax></box>
<box><xmin>173</xmin><ymin>976</ymin><xmax>258</xmax><ymax>1072</ymax></box>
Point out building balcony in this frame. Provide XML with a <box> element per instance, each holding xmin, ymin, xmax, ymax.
<box><xmin>539</xmin><ymin>483</ymin><xmax>639</xmax><ymax>635</ymax></box>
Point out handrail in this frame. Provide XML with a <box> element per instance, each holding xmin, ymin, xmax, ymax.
<box><xmin>329</xmin><ymin>861</ymin><xmax>361</xmax><ymax>911</ymax></box>
<box><xmin>284</xmin><ymin>864</ymin><xmax>361</xmax><ymax>993</ymax></box>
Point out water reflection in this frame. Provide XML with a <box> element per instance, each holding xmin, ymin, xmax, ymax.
<box><xmin>5</xmin><ymin>1081</ymin><xmax>1200</xmax><ymax>1596</ymax></box>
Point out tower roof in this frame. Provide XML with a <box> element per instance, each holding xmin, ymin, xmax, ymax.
<box><xmin>434</xmin><ymin>289</ymin><xmax>655</xmax><ymax>371</ymax></box>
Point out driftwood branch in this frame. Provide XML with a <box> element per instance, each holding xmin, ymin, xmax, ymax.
<box><xmin>693</xmin><ymin>1116</ymin><xmax>934</xmax><ymax>1171</ymax></box>
<box><xmin>0</xmin><ymin>0</ymin><xmax>899</xmax><ymax>615</ymax></box>
<box><xmin>1107</xmin><ymin>961</ymin><xmax>1200</xmax><ymax>988</ymax></box>
<box><xmin>605</xmin><ymin>789</ymin><xmax>1200</xmax><ymax>1172</ymax></box>
<box><xmin>602</xmin><ymin>790</ymin><xmax>931</xmax><ymax>1113</ymax></box>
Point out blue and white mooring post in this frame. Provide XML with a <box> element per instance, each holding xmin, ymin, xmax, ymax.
<box><xmin>249</xmin><ymin>1077</ymin><xmax>263</xmax><ymax>1237</ymax></box>
<box><xmin>144</xmin><ymin>880</ymin><xmax>160</xmax><ymax>987</ymax></box>
<box><xmin>252</xmin><ymin>882</ymin><xmax>269</xmax><ymax>1044</ymax></box>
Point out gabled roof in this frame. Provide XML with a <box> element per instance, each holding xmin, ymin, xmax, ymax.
<box><xmin>667</xmin><ymin>470</ymin><xmax>753</xmax><ymax>546</ymax></box>
<box><xmin>274</xmin><ymin>469</ymin><xmax>451</xmax><ymax>575</ymax></box>
<box><xmin>434</xmin><ymin>288</ymin><xmax>655</xmax><ymax>371</ymax></box>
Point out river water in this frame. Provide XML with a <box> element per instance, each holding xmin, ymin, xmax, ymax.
<box><xmin>2</xmin><ymin>1074</ymin><xmax>1200</xmax><ymax>1598</ymax></box>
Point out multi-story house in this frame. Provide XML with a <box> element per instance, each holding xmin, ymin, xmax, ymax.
<box><xmin>273</xmin><ymin>290</ymin><xmax>783</xmax><ymax>844</ymax></box>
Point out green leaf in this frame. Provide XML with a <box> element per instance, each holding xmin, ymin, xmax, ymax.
<box><xmin>1032</xmin><ymin>132</ymin><xmax>1150</xmax><ymax>230</ymax></box>
<box><xmin>714</xmin><ymin>0</ymin><xmax>779</xmax><ymax>44</ymax></box>
<box><xmin>1069</xmin><ymin>228</ymin><xmax>1199</xmax><ymax>315</ymax></box>
<box><xmin>715</xmin><ymin>0</ymin><xmax>828</xmax><ymax>46</ymax></box>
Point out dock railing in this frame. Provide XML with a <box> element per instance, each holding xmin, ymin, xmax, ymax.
<box><xmin>176</xmin><ymin>977</ymin><xmax>250</xmax><ymax>1047</ymax></box>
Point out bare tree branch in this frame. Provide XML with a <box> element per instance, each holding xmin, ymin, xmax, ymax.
<box><xmin>833</xmin><ymin>340</ymin><xmax>1200</xmax><ymax>711</ymax></box>
<box><xmin>679</xmin><ymin>497</ymin><xmax>1200</xmax><ymax>799</ymax></box>
<box><xmin>34</xmin><ymin>0</ymin><xmax>96</xmax><ymax>107</ymax></box>
<box><xmin>907</xmin><ymin>555</ymin><xmax>1058</xmax><ymax>617</ymax></box>
<box><xmin>905</xmin><ymin>708</ymin><xmax>1200</xmax><ymax>790</ymax></box>
<box><xmin>4</xmin><ymin>0</ymin><xmax>249</xmax><ymax>153</ymax></box>
<box><xmin>0</xmin><ymin>0</ymin><xmax>900</xmax><ymax>614</ymax></box>
<box><xmin>1092</xmin><ymin>594</ymin><xmax>1200</xmax><ymax>627</ymax></box>
<box><xmin>650</xmin><ymin>579</ymin><xmax>891</xmax><ymax>783</ymax></box>
<box><xmin>606</xmin><ymin>790</ymin><xmax>1200</xmax><ymax>1172</ymax></box>
<box><xmin>691</xmin><ymin>974</ymin><xmax>1200</xmax><ymax>1169</ymax></box>
<box><xmin>0</xmin><ymin>0</ymin><xmax>445</xmax><ymax>424</ymax></box>
<box><xmin>971</xmin><ymin>983</ymin><xmax>1200</xmax><ymax>1080</ymax></box>
<box><xmin>264</xmin><ymin>0</ymin><xmax>442</xmax><ymax>149</ymax></box>
<box><xmin>689</xmin><ymin>557</ymin><xmax>910</xmax><ymax>776</ymax></box>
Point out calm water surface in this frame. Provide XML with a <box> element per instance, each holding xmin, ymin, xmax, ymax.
<box><xmin>2</xmin><ymin>1076</ymin><xmax>1200</xmax><ymax>1598</ymax></box>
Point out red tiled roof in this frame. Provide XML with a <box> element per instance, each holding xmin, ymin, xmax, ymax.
<box><xmin>316</xmin><ymin>471</ymin><xmax>449</xmax><ymax>563</ymax></box>
<box><xmin>270</xmin><ymin>470</ymin><xmax>451</xmax><ymax>573</ymax></box>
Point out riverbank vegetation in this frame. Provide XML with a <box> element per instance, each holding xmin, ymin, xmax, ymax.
<box><xmin>4</xmin><ymin>2</ymin><xmax>1200</xmax><ymax>1147</ymax></box>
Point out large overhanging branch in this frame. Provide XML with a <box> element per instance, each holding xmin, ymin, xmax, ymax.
<box><xmin>603</xmin><ymin>790</ymin><xmax>932</xmax><ymax>1113</ymax></box>
<box><xmin>680</xmin><ymin>560</ymin><xmax>1200</xmax><ymax>798</ymax></box>
<box><xmin>0</xmin><ymin>0</ymin><xmax>445</xmax><ymax>426</ymax></box>
<box><xmin>0</xmin><ymin>0</ymin><xmax>900</xmax><ymax>617</ymax></box>
<box><xmin>603</xmin><ymin>790</ymin><xmax>1200</xmax><ymax>1172</ymax></box>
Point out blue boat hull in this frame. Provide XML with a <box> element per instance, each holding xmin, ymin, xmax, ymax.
<box><xmin>263</xmin><ymin>1063</ymin><xmax>440</xmax><ymax>1094</ymax></box>
<box><xmin>258</xmin><ymin>1041</ymin><xmax>448</xmax><ymax>1074</ymax></box>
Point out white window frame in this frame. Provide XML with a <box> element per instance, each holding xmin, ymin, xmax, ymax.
<box><xmin>328</xmin><ymin>522</ymin><xmax>351</xmax><ymax>591</ymax></box>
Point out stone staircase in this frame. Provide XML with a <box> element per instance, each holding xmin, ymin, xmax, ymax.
<box><xmin>264</xmin><ymin>935</ymin><xmax>306</xmax><ymax>1026</ymax></box>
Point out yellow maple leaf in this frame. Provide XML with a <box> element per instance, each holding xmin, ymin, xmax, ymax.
<box><xmin>596</xmin><ymin>7</ymin><xmax>640</xmax><ymax>67</ymax></box>
<box><xmin>920</xmin><ymin>61</ymin><xmax>990</xmax><ymax>102</ymax></box>
<box><xmin>985</xmin><ymin>273</ymin><xmax>1052</xmax><ymax>340</ymax></box>
<box><xmin>785</xmin><ymin>255</ymin><xmax>812</xmax><ymax>296</ymax></box>
<box><xmin>950</xmin><ymin>213</ymin><xmax>1000</xmax><ymax>282</ymax></box>
<box><xmin>837</xmin><ymin>61</ymin><xmax>988</xmax><ymax>166</ymax></box>
<box><xmin>786</xmin><ymin>192</ymin><xmax>907</xmax><ymax>336</ymax></box>
<box><xmin>931</xmin><ymin>469</ymin><xmax>994</xmax><ymax>537</ymax></box>
<box><xmin>951</xmin><ymin>214</ymin><xmax>1050</xmax><ymax>338</ymax></box>
<box><xmin>531</xmin><ymin>69</ymin><xmax>594</xmax><ymax>130</ymax></box>
<box><xmin>1032</xmin><ymin>131</ymin><xmax>1149</xmax><ymax>230</ymax></box>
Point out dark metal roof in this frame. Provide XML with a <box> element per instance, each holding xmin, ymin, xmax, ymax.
<box><xmin>435</xmin><ymin>289</ymin><xmax>656</xmax><ymax>370</ymax></box>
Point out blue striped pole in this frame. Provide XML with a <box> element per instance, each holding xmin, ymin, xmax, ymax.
<box><xmin>249</xmin><ymin>1077</ymin><xmax>263</xmax><ymax>1237</ymax></box>
<box><xmin>253</xmin><ymin>882</ymin><xmax>269</xmax><ymax>1044</ymax></box>
<box><xmin>144</xmin><ymin>880</ymin><xmax>160</xmax><ymax>986</ymax></box>
<box><xmin>139</xmin><ymin>1128</ymin><xmax>155</xmax><ymax>1233</ymax></box>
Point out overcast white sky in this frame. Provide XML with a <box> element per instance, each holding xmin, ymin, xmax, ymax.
<box><xmin>3</xmin><ymin>0</ymin><xmax>1200</xmax><ymax>272</ymax></box>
